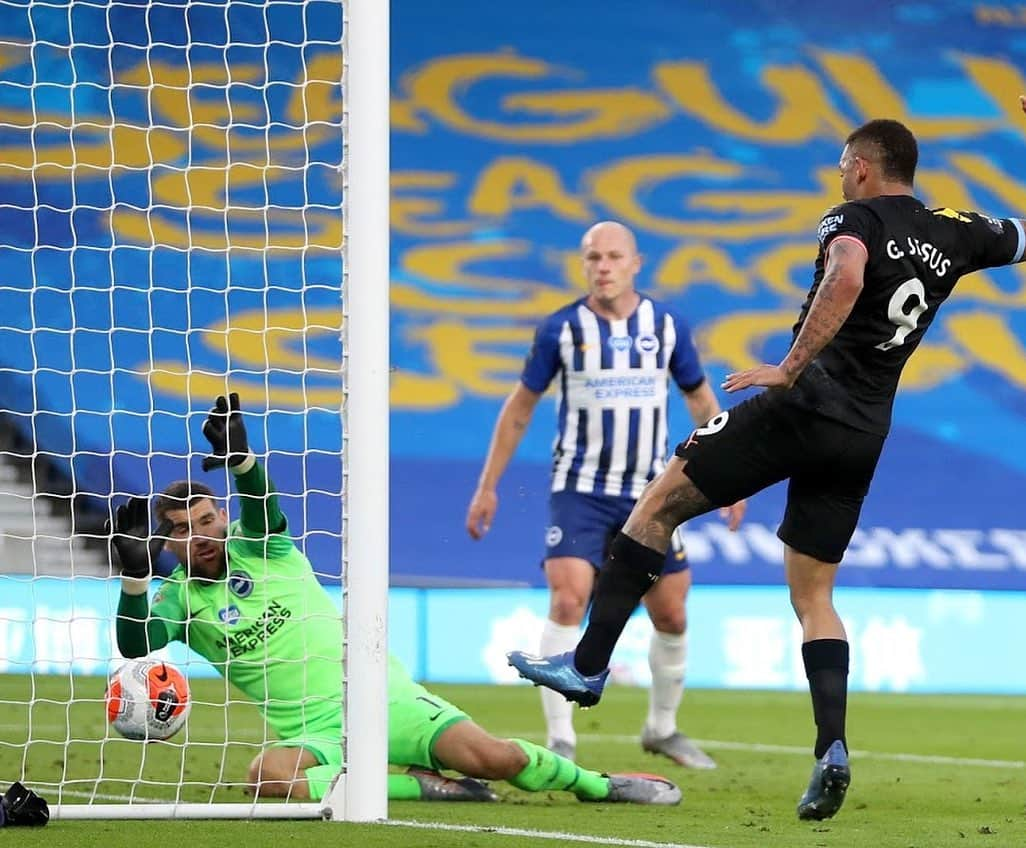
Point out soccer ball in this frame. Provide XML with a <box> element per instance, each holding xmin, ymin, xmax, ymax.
<box><xmin>105</xmin><ymin>659</ymin><xmax>191</xmax><ymax>741</ymax></box>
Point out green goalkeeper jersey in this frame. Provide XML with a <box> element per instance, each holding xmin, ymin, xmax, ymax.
<box><xmin>151</xmin><ymin>520</ymin><xmax>343</xmax><ymax>740</ymax></box>
<box><xmin>116</xmin><ymin>461</ymin><xmax>343</xmax><ymax>742</ymax></box>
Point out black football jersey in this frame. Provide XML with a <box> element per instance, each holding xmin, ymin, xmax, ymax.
<box><xmin>787</xmin><ymin>196</ymin><xmax>1025</xmax><ymax>434</ymax></box>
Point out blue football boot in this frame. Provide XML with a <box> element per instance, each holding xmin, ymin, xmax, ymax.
<box><xmin>506</xmin><ymin>650</ymin><xmax>609</xmax><ymax>707</ymax></box>
<box><xmin>797</xmin><ymin>739</ymin><xmax>850</xmax><ymax>820</ymax></box>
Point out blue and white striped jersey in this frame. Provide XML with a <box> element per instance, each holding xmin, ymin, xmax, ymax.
<box><xmin>521</xmin><ymin>295</ymin><xmax>705</xmax><ymax>499</ymax></box>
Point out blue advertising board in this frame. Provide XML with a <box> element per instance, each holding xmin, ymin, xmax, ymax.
<box><xmin>2</xmin><ymin>578</ymin><xmax>1025</xmax><ymax>695</ymax></box>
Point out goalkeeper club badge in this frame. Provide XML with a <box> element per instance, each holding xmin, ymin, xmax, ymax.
<box><xmin>219</xmin><ymin>605</ymin><xmax>241</xmax><ymax>626</ymax></box>
<box><xmin>227</xmin><ymin>569</ymin><xmax>254</xmax><ymax>598</ymax></box>
<box><xmin>545</xmin><ymin>526</ymin><xmax>563</xmax><ymax>547</ymax></box>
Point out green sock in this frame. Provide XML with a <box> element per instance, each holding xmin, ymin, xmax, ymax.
<box><xmin>387</xmin><ymin>773</ymin><xmax>423</xmax><ymax>800</ymax></box>
<box><xmin>308</xmin><ymin>768</ymin><xmax>426</xmax><ymax>801</ymax></box>
<box><xmin>304</xmin><ymin>764</ymin><xmax>340</xmax><ymax>802</ymax></box>
<box><xmin>508</xmin><ymin>738</ymin><xmax>610</xmax><ymax>801</ymax></box>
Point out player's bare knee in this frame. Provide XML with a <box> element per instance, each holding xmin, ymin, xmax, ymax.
<box><xmin>496</xmin><ymin>739</ymin><xmax>530</xmax><ymax>778</ymax></box>
<box><xmin>788</xmin><ymin>584</ymin><xmax>831</xmax><ymax>623</ymax></box>
<box><xmin>549</xmin><ymin>591</ymin><xmax>587</xmax><ymax>625</ymax></box>
<box><xmin>632</xmin><ymin>480</ymin><xmax>665</xmax><ymax>518</ymax></box>
<box><xmin>626</xmin><ymin>492</ymin><xmax>691</xmax><ymax>543</ymax></box>
<box><xmin>471</xmin><ymin>739</ymin><xmax>528</xmax><ymax>780</ymax></box>
<box><xmin>247</xmin><ymin>753</ymin><xmax>265</xmax><ymax>786</ymax></box>
<box><xmin>247</xmin><ymin>754</ymin><xmax>286</xmax><ymax>797</ymax></box>
<box><xmin>649</xmin><ymin>609</ymin><xmax>685</xmax><ymax>633</ymax></box>
<box><xmin>248</xmin><ymin>751</ymin><xmax>304</xmax><ymax>798</ymax></box>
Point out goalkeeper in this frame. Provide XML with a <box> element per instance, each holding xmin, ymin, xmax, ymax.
<box><xmin>113</xmin><ymin>394</ymin><xmax>681</xmax><ymax>805</ymax></box>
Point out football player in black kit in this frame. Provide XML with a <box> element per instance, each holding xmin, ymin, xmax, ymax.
<box><xmin>509</xmin><ymin>96</ymin><xmax>1026</xmax><ymax>821</ymax></box>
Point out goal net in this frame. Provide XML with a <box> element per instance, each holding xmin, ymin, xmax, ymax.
<box><xmin>0</xmin><ymin>0</ymin><xmax>387</xmax><ymax>822</ymax></box>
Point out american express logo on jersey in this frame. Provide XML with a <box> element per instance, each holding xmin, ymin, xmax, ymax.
<box><xmin>584</xmin><ymin>374</ymin><xmax>658</xmax><ymax>400</ymax></box>
<box><xmin>215</xmin><ymin>600</ymin><xmax>293</xmax><ymax>656</ymax></box>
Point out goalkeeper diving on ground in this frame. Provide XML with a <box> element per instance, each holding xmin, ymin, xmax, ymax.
<box><xmin>111</xmin><ymin>393</ymin><xmax>681</xmax><ymax>805</ymax></box>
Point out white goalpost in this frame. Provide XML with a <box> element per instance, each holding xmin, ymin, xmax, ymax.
<box><xmin>0</xmin><ymin>0</ymin><xmax>388</xmax><ymax>823</ymax></box>
<box><xmin>330</xmin><ymin>0</ymin><xmax>390</xmax><ymax>824</ymax></box>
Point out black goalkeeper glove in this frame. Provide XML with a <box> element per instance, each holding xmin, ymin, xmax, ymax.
<box><xmin>0</xmin><ymin>782</ymin><xmax>49</xmax><ymax>827</ymax></box>
<box><xmin>201</xmin><ymin>392</ymin><xmax>251</xmax><ymax>472</ymax></box>
<box><xmin>107</xmin><ymin>496</ymin><xmax>172</xmax><ymax>580</ymax></box>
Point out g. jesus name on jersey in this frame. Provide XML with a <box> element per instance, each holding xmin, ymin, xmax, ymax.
<box><xmin>789</xmin><ymin>197</ymin><xmax>1026</xmax><ymax>435</ymax></box>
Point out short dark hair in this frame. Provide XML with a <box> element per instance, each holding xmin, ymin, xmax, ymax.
<box><xmin>154</xmin><ymin>480</ymin><xmax>218</xmax><ymax>522</ymax></box>
<box><xmin>846</xmin><ymin>119</ymin><xmax>918</xmax><ymax>186</ymax></box>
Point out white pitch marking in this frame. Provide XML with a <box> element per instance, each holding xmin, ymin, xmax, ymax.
<box><xmin>511</xmin><ymin>732</ymin><xmax>1026</xmax><ymax>770</ymax></box>
<box><xmin>386</xmin><ymin>819</ymin><xmax>714</xmax><ymax>848</ymax></box>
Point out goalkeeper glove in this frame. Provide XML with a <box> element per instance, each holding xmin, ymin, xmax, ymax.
<box><xmin>201</xmin><ymin>392</ymin><xmax>253</xmax><ymax>472</ymax></box>
<box><xmin>108</xmin><ymin>496</ymin><xmax>172</xmax><ymax>581</ymax></box>
<box><xmin>0</xmin><ymin>782</ymin><xmax>49</xmax><ymax>827</ymax></box>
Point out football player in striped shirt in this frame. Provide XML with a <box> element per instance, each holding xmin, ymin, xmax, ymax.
<box><xmin>467</xmin><ymin>221</ymin><xmax>745</xmax><ymax>768</ymax></box>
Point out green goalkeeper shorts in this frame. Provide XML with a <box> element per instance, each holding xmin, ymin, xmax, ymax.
<box><xmin>387</xmin><ymin>654</ymin><xmax>469</xmax><ymax>769</ymax></box>
<box><xmin>270</xmin><ymin>655</ymin><xmax>469</xmax><ymax>771</ymax></box>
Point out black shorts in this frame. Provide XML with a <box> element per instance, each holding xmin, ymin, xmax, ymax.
<box><xmin>673</xmin><ymin>389</ymin><xmax>885</xmax><ymax>564</ymax></box>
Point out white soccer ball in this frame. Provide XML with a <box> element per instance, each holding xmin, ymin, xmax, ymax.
<box><xmin>105</xmin><ymin>659</ymin><xmax>191</xmax><ymax>741</ymax></box>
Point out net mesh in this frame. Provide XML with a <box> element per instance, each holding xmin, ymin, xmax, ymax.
<box><xmin>0</xmin><ymin>0</ymin><xmax>345</xmax><ymax>812</ymax></box>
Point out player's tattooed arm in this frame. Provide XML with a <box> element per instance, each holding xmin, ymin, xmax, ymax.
<box><xmin>779</xmin><ymin>237</ymin><xmax>866</xmax><ymax>380</ymax></box>
<box><xmin>722</xmin><ymin>236</ymin><xmax>866</xmax><ymax>393</ymax></box>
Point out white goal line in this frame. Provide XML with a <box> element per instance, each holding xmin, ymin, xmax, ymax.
<box><xmin>385</xmin><ymin>819</ymin><xmax>714</xmax><ymax>848</ymax></box>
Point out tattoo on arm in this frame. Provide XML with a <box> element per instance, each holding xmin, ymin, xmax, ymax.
<box><xmin>782</xmin><ymin>239</ymin><xmax>863</xmax><ymax>378</ymax></box>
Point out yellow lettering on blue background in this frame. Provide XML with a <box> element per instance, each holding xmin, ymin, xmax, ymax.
<box><xmin>946</xmin><ymin>311</ymin><xmax>1026</xmax><ymax>387</ymax></box>
<box><xmin>392</xmin><ymin>172</ymin><xmax>477</xmax><ymax>236</ymax></box>
<box><xmin>590</xmin><ymin>156</ymin><xmax>835</xmax><ymax>239</ymax></box>
<box><xmin>957</xmin><ymin>55</ymin><xmax>1026</xmax><ymax>135</ymax></box>
<box><xmin>655</xmin><ymin>61</ymin><xmax>850</xmax><ymax>142</ymax></box>
<box><xmin>656</xmin><ymin>244</ymin><xmax>751</xmax><ymax>294</ymax></box>
<box><xmin>699</xmin><ymin>310</ymin><xmax>796</xmax><ymax>371</ymax></box>
<box><xmin>814</xmin><ymin>51</ymin><xmax>1001</xmax><ymax>138</ymax></box>
<box><xmin>408</xmin><ymin>322</ymin><xmax>534</xmax><ymax>398</ymax></box>
<box><xmin>394</xmin><ymin>241</ymin><xmax>572</xmax><ymax>316</ymax></box>
<box><xmin>2</xmin><ymin>42</ymin><xmax>1023</xmax><ymax>414</ymax></box>
<box><xmin>398</xmin><ymin>53</ymin><xmax>670</xmax><ymax>142</ymax></box>
<box><xmin>750</xmin><ymin>243</ymin><xmax>815</xmax><ymax>299</ymax></box>
<box><xmin>148</xmin><ymin>308</ymin><xmax>343</xmax><ymax>407</ymax></box>
<box><xmin>469</xmin><ymin>157</ymin><xmax>592</xmax><ymax>221</ymax></box>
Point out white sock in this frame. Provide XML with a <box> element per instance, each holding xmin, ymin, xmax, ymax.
<box><xmin>646</xmin><ymin>629</ymin><xmax>687</xmax><ymax>738</ymax></box>
<box><xmin>539</xmin><ymin>619</ymin><xmax>580</xmax><ymax>747</ymax></box>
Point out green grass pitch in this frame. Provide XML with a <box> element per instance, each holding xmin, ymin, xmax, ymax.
<box><xmin>0</xmin><ymin>674</ymin><xmax>1023</xmax><ymax>848</ymax></box>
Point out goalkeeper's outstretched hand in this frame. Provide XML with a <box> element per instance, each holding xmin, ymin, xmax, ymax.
<box><xmin>201</xmin><ymin>392</ymin><xmax>251</xmax><ymax>471</ymax></box>
<box><xmin>0</xmin><ymin>782</ymin><xmax>49</xmax><ymax>827</ymax></box>
<box><xmin>108</xmin><ymin>496</ymin><xmax>172</xmax><ymax>579</ymax></box>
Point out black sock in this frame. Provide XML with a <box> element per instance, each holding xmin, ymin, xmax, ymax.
<box><xmin>802</xmin><ymin>639</ymin><xmax>849</xmax><ymax>759</ymax></box>
<box><xmin>574</xmin><ymin>533</ymin><xmax>665</xmax><ymax>676</ymax></box>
